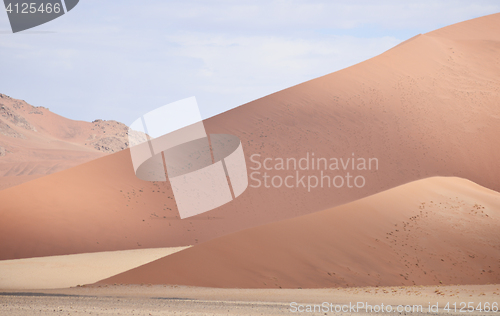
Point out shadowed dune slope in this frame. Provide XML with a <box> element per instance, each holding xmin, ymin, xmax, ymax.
<box><xmin>0</xmin><ymin>247</ymin><xmax>189</xmax><ymax>290</ymax></box>
<box><xmin>98</xmin><ymin>177</ymin><xmax>500</xmax><ymax>289</ymax></box>
<box><xmin>1</xmin><ymin>14</ymin><xmax>500</xmax><ymax>260</ymax></box>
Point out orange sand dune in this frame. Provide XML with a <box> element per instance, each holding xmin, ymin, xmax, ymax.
<box><xmin>98</xmin><ymin>177</ymin><xmax>500</xmax><ymax>288</ymax></box>
<box><xmin>1</xmin><ymin>14</ymin><xmax>500</xmax><ymax>260</ymax></box>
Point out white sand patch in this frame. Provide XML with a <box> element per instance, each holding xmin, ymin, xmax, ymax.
<box><xmin>0</xmin><ymin>247</ymin><xmax>189</xmax><ymax>290</ymax></box>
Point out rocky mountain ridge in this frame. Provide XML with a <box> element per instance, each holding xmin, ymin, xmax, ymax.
<box><xmin>0</xmin><ymin>93</ymin><xmax>129</xmax><ymax>154</ymax></box>
<box><xmin>0</xmin><ymin>93</ymin><xmax>130</xmax><ymax>190</ymax></box>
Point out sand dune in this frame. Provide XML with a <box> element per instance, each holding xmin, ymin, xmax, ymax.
<box><xmin>98</xmin><ymin>177</ymin><xmax>500</xmax><ymax>288</ymax></box>
<box><xmin>1</xmin><ymin>14</ymin><xmax>500</xmax><ymax>260</ymax></box>
<box><xmin>0</xmin><ymin>247</ymin><xmax>188</xmax><ymax>290</ymax></box>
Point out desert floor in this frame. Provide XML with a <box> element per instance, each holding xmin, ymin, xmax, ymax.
<box><xmin>1</xmin><ymin>284</ymin><xmax>499</xmax><ymax>315</ymax></box>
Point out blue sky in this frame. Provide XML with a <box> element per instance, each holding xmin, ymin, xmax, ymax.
<box><xmin>0</xmin><ymin>1</ymin><xmax>499</xmax><ymax>125</ymax></box>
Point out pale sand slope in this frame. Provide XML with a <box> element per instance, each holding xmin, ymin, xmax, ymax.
<box><xmin>0</xmin><ymin>247</ymin><xmax>188</xmax><ymax>290</ymax></box>
<box><xmin>0</xmin><ymin>93</ymin><xmax>129</xmax><ymax>191</ymax></box>
<box><xmin>1</xmin><ymin>14</ymin><xmax>500</xmax><ymax>260</ymax></box>
<box><xmin>1</xmin><ymin>284</ymin><xmax>499</xmax><ymax>315</ymax></box>
<box><xmin>98</xmin><ymin>177</ymin><xmax>500</xmax><ymax>289</ymax></box>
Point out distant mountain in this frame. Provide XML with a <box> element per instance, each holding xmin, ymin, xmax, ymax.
<box><xmin>0</xmin><ymin>93</ymin><xmax>128</xmax><ymax>190</ymax></box>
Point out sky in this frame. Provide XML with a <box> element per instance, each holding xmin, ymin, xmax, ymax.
<box><xmin>0</xmin><ymin>1</ymin><xmax>499</xmax><ymax>126</ymax></box>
